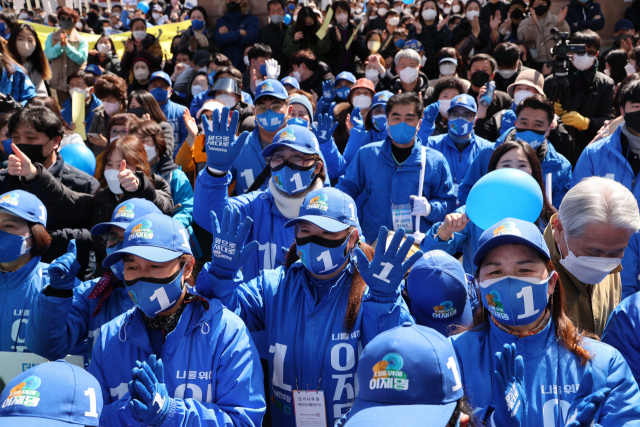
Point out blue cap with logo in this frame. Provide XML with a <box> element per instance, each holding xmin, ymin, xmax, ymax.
<box><xmin>403</xmin><ymin>39</ymin><xmax>424</xmax><ymax>52</ymax></box>
<box><xmin>149</xmin><ymin>71</ymin><xmax>172</xmax><ymax>87</ymax></box>
<box><xmin>281</xmin><ymin>76</ymin><xmax>300</xmax><ymax>90</ymax></box>
<box><xmin>336</xmin><ymin>71</ymin><xmax>356</xmax><ymax>84</ymax></box>
<box><xmin>447</xmin><ymin>94</ymin><xmax>477</xmax><ymax>114</ymax></box>
<box><xmin>371</xmin><ymin>90</ymin><xmax>393</xmax><ymax>110</ymax></box>
<box><xmin>407</xmin><ymin>250</ymin><xmax>479</xmax><ymax>335</ymax></box>
<box><xmin>255</xmin><ymin>79</ymin><xmax>289</xmax><ymax>102</ymax></box>
<box><xmin>261</xmin><ymin>124</ymin><xmax>321</xmax><ymax>158</ymax></box>
<box><xmin>103</xmin><ymin>213</ymin><xmax>193</xmax><ymax>268</ymax></box>
<box><xmin>0</xmin><ymin>360</ymin><xmax>103</xmax><ymax>426</ymax></box>
<box><xmin>90</xmin><ymin>199</ymin><xmax>162</xmax><ymax>236</ymax></box>
<box><xmin>473</xmin><ymin>217</ymin><xmax>549</xmax><ymax>266</ymax></box>
<box><xmin>284</xmin><ymin>188</ymin><xmax>359</xmax><ymax>232</ymax></box>
<box><xmin>344</xmin><ymin>323</ymin><xmax>464</xmax><ymax>426</ymax></box>
<box><xmin>0</xmin><ymin>190</ymin><xmax>47</xmax><ymax>226</ymax></box>
<box><xmin>84</xmin><ymin>64</ymin><xmax>103</xmax><ymax>76</ymax></box>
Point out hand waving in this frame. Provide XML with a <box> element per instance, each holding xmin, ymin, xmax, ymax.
<box><xmin>322</xmin><ymin>80</ymin><xmax>335</xmax><ymax>101</ymax></box>
<box><xmin>311</xmin><ymin>113</ymin><xmax>338</xmax><ymax>144</ymax></box>
<box><xmin>202</xmin><ymin>106</ymin><xmax>248</xmax><ymax>172</ymax></box>
<box><xmin>492</xmin><ymin>343</ymin><xmax>525</xmax><ymax>427</ymax></box>
<box><xmin>210</xmin><ymin>207</ymin><xmax>259</xmax><ymax>277</ymax></box>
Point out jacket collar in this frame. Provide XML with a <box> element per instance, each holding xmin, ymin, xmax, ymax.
<box><xmin>49</xmin><ymin>156</ymin><xmax>65</xmax><ymax>178</ymax></box>
<box><xmin>489</xmin><ymin>312</ymin><xmax>555</xmax><ymax>359</ymax></box>
<box><xmin>500</xmin><ymin>128</ymin><xmax>566</xmax><ymax>171</ymax></box>
<box><xmin>381</xmin><ymin>135</ymin><xmax>423</xmax><ymax>168</ymax></box>
<box><xmin>1</xmin><ymin>256</ymin><xmax>44</xmax><ymax>290</ymax></box>
<box><xmin>601</xmin><ymin>125</ymin><xmax>635</xmax><ymax>176</ymax></box>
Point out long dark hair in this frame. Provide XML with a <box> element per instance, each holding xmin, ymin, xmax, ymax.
<box><xmin>0</xmin><ymin>39</ymin><xmax>21</xmax><ymax>75</ymax></box>
<box><xmin>487</xmin><ymin>140</ymin><xmax>556</xmax><ymax>226</ymax></box>
<box><xmin>284</xmin><ymin>228</ymin><xmax>374</xmax><ymax>332</ymax></box>
<box><xmin>97</xmin><ymin>136</ymin><xmax>153</xmax><ymax>192</ymax></box>
<box><xmin>7</xmin><ymin>23</ymin><xmax>51</xmax><ymax>81</ymax></box>
<box><xmin>295</xmin><ymin>7</ymin><xmax>321</xmax><ymax>50</ymax></box>
<box><xmin>418</xmin><ymin>0</ymin><xmax>441</xmax><ymax>25</ymax></box>
<box><xmin>129</xmin><ymin>90</ymin><xmax>168</xmax><ymax>123</ymax></box>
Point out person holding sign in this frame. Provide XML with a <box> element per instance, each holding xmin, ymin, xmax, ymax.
<box><xmin>196</xmin><ymin>188</ymin><xmax>419</xmax><ymax>426</ymax></box>
<box><xmin>89</xmin><ymin>212</ymin><xmax>266</xmax><ymax>426</ymax></box>
<box><xmin>283</xmin><ymin>6</ymin><xmax>332</xmax><ymax>65</ymax></box>
<box><xmin>449</xmin><ymin>217</ymin><xmax>640</xmax><ymax>425</ymax></box>
<box><xmin>60</xmin><ymin>70</ymin><xmax>103</xmax><ymax>143</ymax></box>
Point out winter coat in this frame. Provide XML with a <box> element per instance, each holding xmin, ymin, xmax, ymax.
<box><xmin>565</xmin><ymin>0</ymin><xmax>605</xmax><ymax>33</ymax></box>
<box><xmin>0</xmin><ymin>63</ymin><xmax>36</xmax><ymax>103</ymax></box>
<box><xmin>328</xmin><ymin>22</ymin><xmax>369</xmax><ymax>77</ymax></box>
<box><xmin>179</xmin><ymin>26</ymin><xmax>218</xmax><ymax>53</ymax></box>
<box><xmin>159</xmin><ymin>100</ymin><xmax>188</xmax><ymax>159</ymax></box>
<box><xmin>49</xmin><ymin>155</ymin><xmax>101</xmax><ymax>195</ymax></box>
<box><xmin>602</xmin><ymin>291</ymin><xmax>640</xmax><ymax>385</ymax></box>
<box><xmin>44</xmin><ymin>29</ymin><xmax>88</xmax><ymax>92</ymax></box>
<box><xmin>119</xmin><ymin>34</ymin><xmax>163</xmax><ymax>83</ymax></box>
<box><xmin>0</xmin><ymin>257</ymin><xmax>49</xmax><ymax>352</ymax></box>
<box><xmin>517</xmin><ymin>12</ymin><xmax>570</xmax><ymax>64</ymax></box>
<box><xmin>87</xmin><ymin>52</ymin><xmax>122</xmax><ymax>76</ymax></box>
<box><xmin>283</xmin><ymin>24</ymin><xmax>332</xmax><ymax>65</ymax></box>
<box><xmin>408</xmin><ymin>22</ymin><xmax>452</xmax><ymax>80</ymax></box>
<box><xmin>299</xmin><ymin>61</ymin><xmax>335</xmax><ymax>99</ymax></box>
<box><xmin>259</xmin><ymin>22</ymin><xmax>289</xmax><ymax>78</ymax></box>
<box><xmin>620</xmin><ymin>232</ymin><xmax>640</xmax><ymax>299</ymax></box>
<box><xmin>215</xmin><ymin>2</ymin><xmax>260</xmax><ymax>72</ymax></box>
<box><xmin>625</xmin><ymin>0</ymin><xmax>640</xmax><ymax>32</ymax></box>
<box><xmin>23</xmin><ymin>60</ymin><xmax>46</xmax><ymax>97</ymax></box>
<box><xmin>387</xmin><ymin>71</ymin><xmax>430</xmax><ymax>98</ymax></box>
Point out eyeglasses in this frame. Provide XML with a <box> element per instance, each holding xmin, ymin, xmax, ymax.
<box><xmin>449</xmin><ymin>112</ymin><xmax>475</xmax><ymax>121</ymax></box>
<box><xmin>103</xmin><ymin>232</ymin><xmax>123</xmax><ymax>248</ymax></box>
<box><xmin>269</xmin><ymin>154</ymin><xmax>316</xmax><ymax>170</ymax></box>
<box><xmin>256</xmin><ymin>103</ymin><xmax>284</xmax><ymax>115</ymax></box>
<box><xmin>110</xmin><ymin>129</ymin><xmax>129</xmax><ymax>137</ymax></box>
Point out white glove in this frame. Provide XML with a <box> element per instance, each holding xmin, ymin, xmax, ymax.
<box><xmin>410</xmin><ymin>195</ymin><xmax>431</xmax><ymax>217</ymax></box>
<box><xmin>265</xmin><ymin>58</ymin><xmax>281</xmax><ymax>80</ymax></box>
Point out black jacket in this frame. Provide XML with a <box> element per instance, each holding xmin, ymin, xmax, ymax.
<box><xmin>364</xmin><ymin>16</ymin><xmax>387</xmax><ymax>34</ymax></box>
<box><xmin>480</xmin><ymin>0</ymin><xmax>509</xmax><ymax>26</ymax></box>
<box><xmin>543</xmin><ymin>70</ymin><xmax>615</xmax><ymax>157</ymax></box>
<box><xmin>566</xmin><ymin>0</ymin><xmax>605</xmax><ymax>34</ymax></box>
<box><xmin>87</xmin><ymin>52</ymin><xmax>122</xmax><ymax>76</ymax></box>
<box><xmin>493</xmin><ymin>63</ymin><xmax>529</xmax><ymax>93</ymax></box>
<box><xmin>46</xmin><ymin>228</ymin><xmax>96</xmax><ymax>282</ymax></box>
<box><xmin>388</xmin><ymin>71</ymin><xmax>431</xmax><ymax>98</ymax></box>
<box><xmin>328</xmin><ymin>22</ymin><xmax>369</xmax><ymax>78</ymax></box>
<box><xmin>626</xmin><ymin>1</ymin><xmax>640</xmax><ymax>32</ymax></box>
<box><xmin>259</xmin><ymin>22</ymin><xmax>289</xmax><ymax>79</ymax></box>
<box><xmin>300</xmin><ymin>61</ymin><xmax>335</xmax><ymax>98</ymax></box>
<box><xmin>468</xmin><ymin>87</ymin><xmax>512</xmax><ymax>138</ymax></box>
<box><xmin>49</xmin><ymin>156</ymin><xmax>101</xmax><ymax>196</ymax></box>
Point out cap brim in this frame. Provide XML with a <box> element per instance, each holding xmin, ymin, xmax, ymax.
<box><xmin>507</xmin><ymin>81</ymin><xmax>544</xmax><ymax>98</ymax></box>
<box><xmin>262</xmin><ymin>142</ymin><xmax>316</xmax><ymax>158</ymax></box>
<box><xmin>255</xmin><ymin>92</ymin><xmax>289</xmax><ymax>102</ymax></box>
<box><xmin>473</xmin><ymin>234</ymin><xmax>550</xmax><ymax>266</ymax></box>
<box><xmin>0</xmin><ymin>417</ymin><xmax>87</xmax><ymax>427</ymax></box>
<box><xmin>0</xmin><ymin>206</ymin><xmax>33</xmax><ymax>222</ymax></box>
<box><xmin>102</xmin><ymin>245</ymin><xmax>184</xmax><ymax>268</ymax></box>
<box><xmin>90</xmin><ymin>221</ymin><xmax>129</xmax><ymax>236</ymax></box>
<box><xmin>284</xmin><ymin>215</ymin><xmax>350</xmax><ymax>232</ymax></box>
<box><xmin>346</xmin><ymin>398</ymin><xmax>457</xmax><ymax>427</ymax></box>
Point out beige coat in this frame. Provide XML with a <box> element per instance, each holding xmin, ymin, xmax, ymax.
<box><xmin>48</xmin><ymin>29</ymin><xmax>86</xmax><ymax>92</ymax></box>
<box><xmin>517</xmin><ymin>13</ymin><xmax>570</xmax><ymax>64</ymax></box>
<box><xmin>544</xmin><ymin>214</ymin><xmax>622</xmax><ymax>337</ymax></box>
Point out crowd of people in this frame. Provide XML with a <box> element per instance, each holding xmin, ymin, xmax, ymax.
<box><xmin>2</xmin><ymin>0</ymin><xmax>640</xmax><ymax>426</ymax></box>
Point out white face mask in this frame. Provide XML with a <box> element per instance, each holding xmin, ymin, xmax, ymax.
<box><xmin>292</xmin><ymin>70</ymin><xmax>302</xmax><ymax>82</ymax></box>
<box><xmin>443</xmin><ymin>6</ymin><xmax>451</xmax><ymax>14</ymax></box>
<box><xmin>388</xmin><ymin>16</ymin><xmax>400</xmax><ymax>26</ymax></box>
<box><xmin>97</xmin><ymin>43</ymin><xmax>111</xmax><ymax>54</ymax></box>
<box><xmin>365</xmin><ymin>68</ymin><xmax>380</xmax><ymax>83</ymax></box>
<box><xmin>104</xmin><ymin>169</ymin><xmax>123</xmax><ymax>194</ymax></box>
<box><xmin>420</xmin><ymin>55</ymin><xmax>427</xmax><ymax>67</ymax></box>
<box><xmin>399</xmin><ymin>66</ymin><xmax>419</xmax><ymax>84</ymax></box>
<box><xmin>216</xmin><ymin>94</ymin><xmax>237</xmax><ymax>107</ymax></box>
<box><xmin>19</xmin><ymin>13</ymin><xmax>29</xmax><ymax>20</ymax></box>
<box><xmin>191</xmin><ymin>85</ymin><xmax>205</xmax><ymax>97</ymax></box>
<box><xmin>133</xmin><ymin>30</ymin><xmax>147</xmax><ymax>40</ymax></box>
<box><xmin>572</xmin><ymin>53</ymin><xmax>596</xmax><ymax>71</ymax></box>
<box><xmin>378</xmin><ymin>7</ymin><xmax>388</xmax><ymax>16</ymax></box>
<box><xmin>17</xmin><ymin>41</ymin><xmax>36</xmax><ymax>58</ymax></box>
<box><xmin>558</xmin><ymin>231</ymin><xmax>622</xmax><ymax>284</ymax></box>
<box><xmin>352</xmin><ymin>94</ymin><xmax>372</xmax><ymax>109</ymax></box>
<box><xmin>103</xmin><ymin>101</ymin><xmax>120</xmax><ymax>116</ymax></box>
<box><xmin>404</xmin><ymin>8</ymin><xmax>412</xmax><ymax>14</ymax></box>
<box><xmin>422</xmin><ymin>8</ymin><xmax>437</xmax><ymax>20</ymax></box>
<box><xmin>243</xmin><ymin>55</ymin><xmax>250</xmax><ymax>66</ymax></box>
<box><xmin>496</xmin><ymin>67</ymin><xmax>518</xmax><ymax>79</ymax></box>
<box><xmin>439</xmin><ymin>62</ymin><xmax>457</xmax><ymax>76</ymax></box>
<box><xmin>452</xmin><ymin>4</ymin><xmax>461</xmax><ymax>12</ymax></box>
<box><xmin>134</xmin><ymin>67</ymin><xmax>150</xmax><ymax>81</ymax></box>
<box><xmin>625</xmin><ymin>63</ymin><xmax>636</xmax><ymax>75</ymax></box>
<box><xmin>152</xmin><ymin>12</ymin><xmax>161</xmax><ymax>20</ymax></box>
<box><xmin>336</xmin><ymin>12</ymin><xmax>349</xmax><ymax>25</ymax></box>
<box><xmin>70</xmin><ymin>87</ymin><xmax>90</xmax><ymax>100</ymax></box>
<box><xmin>513</xmin><ymin>90</ymin><xmax>535</xmax><ymax>105</ymax></box>
<box><xmin>466</xmin><ymin>10</ymin><xmax>479</xmax><ymax>20</ymax></box>
<box><xmin>395</xmin><ymin>6</ymin><xmax>403</xmax><ymax>12</ymax></box>
<box><xmin>76</xmin><ymin>22</ymin><xmax>84</xmax><ymax>30</ymax></box>
<box><xmin>439</xmin><ymin>99</ymin><xmax>451</xmax><ymax>116</ymax></box>
<box><xmin>144</xmin><ymin>145</ymin><xmax>157</xmax><ymax>161</ymax></box>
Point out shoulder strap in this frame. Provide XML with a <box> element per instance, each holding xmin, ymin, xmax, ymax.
<box><xmin>246</xmin><ymin>165</ymin><xmax>272</xmax><ymax>193</ymax></box>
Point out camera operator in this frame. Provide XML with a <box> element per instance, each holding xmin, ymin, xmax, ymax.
<box><xmin>544</xmin><ymin>30</ymin><xmax>615</xmax><ymax>158</ymax></box>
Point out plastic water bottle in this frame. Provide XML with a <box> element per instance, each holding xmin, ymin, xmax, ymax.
<box><xmin>479</xmin><ymin>81</ymin><xmax>495</xmax><ymax>107</ymax></box>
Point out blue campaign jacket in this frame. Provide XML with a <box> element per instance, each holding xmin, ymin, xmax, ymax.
<box><xmin>160</xmin><ymin>100</ymin><xmax>188</xmax><ymax>159</ymax></box>
<box><xmin>195</xmin><ymin>260</ymin><xmax>414</xmax><ymax>427</ymax></box>
<box><xmin>156</xmin><ymin>165</ymin><xmax>194</xmax><ymax>230</ymax></box>
<box><xmin>336</xmin><ymin>136</ymin><xmax>456</xmax><ymax>243</ymax></box>
<box><xmin>458</xmin><ymin>128</ymin><xmax>572</xmax><ymax>209</ymax></box>
<box><xmin>26</xmin><ymin>277</ymin><xmax>134</xmax><ymax>362</ymax></box>
<box><xmin>0</xmin><ymin>64</ymin><xmax>36</xmax><ymax>103</ymax></box>
<box><xmin>451</xmin><ymin>320</ymin><xmax>640</xmax><ymax>426</ymax></box>
<box><xmin>61</xmin><ymin>94</ymin><xmax>103</xmax><ymax>136</ymax></box>
<box><xmin>0</xmin><ymin>257</ymin><xmax>49</xmax><ymax>352</ymax></box>
<box><xmin>214</xmin><ymin>13</ymin><xmax>260</xmax><ymax>72</ymax></box>
<box><xmin>320</xmin><ymin>126</ymin><xmax>389</xmax><ymax>180</ymax></box>
<box><xmin>88</xmin><ymin>298</ymin><xmax>266</xmax><ymax>427</ymax></box>
<box><xmin>621</xmin><ymin>232</ymin><xmax>640</xmax><ymax>300</ymax></box>
<box><xmin>424</xmin><ymin>132</ymin><xmax>494</xmax><ymax>199</ymax></box>
<box><xmin>602</xmin><ymin>292</ymin><xmax>640</xmax><ymax>386</ymax></box>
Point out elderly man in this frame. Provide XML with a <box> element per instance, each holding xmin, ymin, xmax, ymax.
<box><xmin>544</xmin><ymin>176</ymin><xmax>640</xmax><ymax>337</ymax></box>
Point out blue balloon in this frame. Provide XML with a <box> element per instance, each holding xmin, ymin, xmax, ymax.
<box><xmin>137</xmin><ymin>1</ymin><xmax>149</xmax><ymax>14</ymax></box>
<box><xmin>283</xmin><ymin>14</ymin><xmax>292</xmax><ymax>25</ymax></box>
<box><xmin>465</xmin><ymin>168</ymin><xmax>543</xmax><ymax>230</ymax></box>
<box><xmin>402</xmin><ymin>0</ymin><xmax>414</xmax><ymax>4</ymax></box>
<box><xmin>59</xmin><ymin>144</ymin><xmax>96</xmax><ymax>176</ymax></box>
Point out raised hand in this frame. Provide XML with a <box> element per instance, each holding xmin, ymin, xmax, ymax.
<box><xmin>424</xmin><ymin>100</ymin><xmax>441</xmax><ymax>123</ymax></box>
<box><xmin>129</xmin><ymin>355</ymin><xmax>171</xmax><ymax>427</ymax></box>
<box><xmin>564</xmin><ymin>367</ymin><xmax>611</xmax><ymax>427</ymax></box>
<box><xmin>437</xmin><ymin>15</ymin><xmax>450</xmax><ymax>31</ymax></box>
<box><xmin>265</xmin><ymin>58</ymin><xmax>281</xmax><ymax>79</ymax></box>
<box><xmin>118</xmin><ymin>160</ymin><xmax>140</xmax><ymax>192</ymax></box>
<box><xmin>558</xmin><ymin>6</ymin><xmax>568</xmax><ymax>24</ymax></box>
<box><xmin>492</xmin><ymin>343</ymin><xmax>525</xmax><ymax>427</ymax></box>
<box><xmin>350</xmin><ymin>106</ymin><xmax>364</xmax><ymax>131</ymax></box>
<box><xmin>202</xmin><ymin>106</ymin><xmax>248</xmax><ymax>172</ymax></box>
<box><xmin>436</xmin><ymin>213</ymin><xmax>470</xmax><ymax>240</ymax></box>
<box><xmin>355</xmin><ymin>226</ymin><xmax>423</xmax><ymax>297</ymax></box>
<box><xmin>209</xmin><ymin>207</ymin><xmax>259</xmax><ymax>277</ymax></box>
<box><xmin>322</xmin><ymin>80</ymin><xmax>335</xmax><ymax>101</ymax></box>
<box><xmin>49</xmin><ymin>240</ymin><xmax>81</xmax><ymax>290</ymax></box>
<box><xmin>311</xmin><ymin>113</ymin><xmax>338</xmax><ymax>144</ymax></box>
<box><xmin>7</xmin><ymin>144</ymin><xmax>37</xmax><ymax>179</ymax></box>
<box><xmin>183</xmin><ymin>108</ymin><xmax>198</xmax><ymax>138</ymax></box>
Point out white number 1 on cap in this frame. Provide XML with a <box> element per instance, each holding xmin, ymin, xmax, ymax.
<box><xmin>84</xmin><ymin>388</ymin><xmax>98</xmax><ymax>418</ymax></box>
<box><xmin>446</xmin><ymin>357</ymin><xmax>462</xmax><ymax>392</ymax></box>
<box><xmin>348</xmin><ymin>204</ymin><xmax>356</xmax><ymax>221</ymax></box>
<box><xmin>178</xmin><ymin>229</ymin><xmax>190</xmax><ymax>248</ymax></box>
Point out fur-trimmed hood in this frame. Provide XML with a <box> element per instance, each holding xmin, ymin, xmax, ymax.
<box><xmin>220</xmin><ymin>0</ymin><xmax>250</xmax><ymax>15</ymax></box>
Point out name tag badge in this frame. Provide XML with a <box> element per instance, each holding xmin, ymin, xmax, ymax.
<box><xmin>293</xmin><ymin>390</ymin><xmax>327</xmax><ymax>427</ymax></box>
<box><xmin>452</xmin><ymin>183</ymin><xmax>460</xmax><ymax>197</ymax></box>
<box><xmin>391</xmin><ymin>204</ymin><xmax>414</xmax><ymax>234</ymax></box>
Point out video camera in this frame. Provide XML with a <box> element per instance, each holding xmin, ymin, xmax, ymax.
<box><xmin>549</xmin><ymin>28</ymin><xmax>586</xmax><ymax>76</ymax></box>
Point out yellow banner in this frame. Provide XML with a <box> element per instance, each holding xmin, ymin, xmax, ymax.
<box><xmin>26</xmin><ymin>20</ymin><xmax>193</xmax><ymax>60</ymax></box>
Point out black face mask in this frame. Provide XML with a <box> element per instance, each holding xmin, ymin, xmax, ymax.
<box><xmin>59</xmin><ymin>19</ymin><xmax>75</xmax><ymax>30</ymax></box>
<box><xmin>128</xmin><ymin>107</ymin><xmax>149</xmax><ymax>118</ymax></box>
<box><xmin>227</xmin><ymin>2</ymin><xmax>240</xmax><ymax>13</ymax></box>
<box><xmin>88</xmin><ymin>11</ymin><xmax>98</xmax><ymax>19</ymax></box>
<box><xmin>533</xmin><ymin>4</ymin><xmax>549</xmax><ymax>16</ymax></box>
<box><xmin>510</xmin><ymin>8</ymin><xmax>523</xmax><ymax>19</ymax></box>
<box><xmin>625</xmin><ymin>109</ymin><xmax>640</xmax><ymax>134</ymax></box>
<box><xmin>15</xmin><ymin>140</ymin><xmax>53</xmax><ymax>165</ymax></box>
<box><xmin>296</xmin><ymin>233</ymin><xmax>350</xmax><ymax>249</ymax></box>
<box><xmin>125</xmin><ymin>268</ymin><xmax>181</xmax><ymax>287</ymax></box>
<box><xmin>470</xmin><ymin>70</ymin><xmax>490</xmax><ymax>88</ymax></box>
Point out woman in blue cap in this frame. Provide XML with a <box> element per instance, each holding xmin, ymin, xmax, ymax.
<box><xmin>449</xmin><ymin>217</ymin><xmax>640</xmax><ymax>426</ymax></box>
<box><xmin>0</xmin><ymin>190</ymin><xmax>51</xmax><ymax>352</ymax></box>
<box><xmin>197</xmin><ymin>187</ymin><xmax>421</xmax><ymax>426</ymax></box>
<box><xmin>87</xmin><ymin>212</ymin><xmax>266</xmax><ymax>426</ymax></box>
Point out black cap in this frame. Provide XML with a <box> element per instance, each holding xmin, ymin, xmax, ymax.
<box><xmin>193</xmin><ymin>50</ymin><xmax>212</xmax><ymax>67</ymax></box>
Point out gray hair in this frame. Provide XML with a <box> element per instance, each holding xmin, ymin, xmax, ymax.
<box><xmin>394</xmin><ymin>49</ymin><xmax>421</xmax><ymax>67</ymax></box>
<box><xmin>558</xmin><ymin>177</ymin><xmax>640</xmax><ymax>239</ymax></box>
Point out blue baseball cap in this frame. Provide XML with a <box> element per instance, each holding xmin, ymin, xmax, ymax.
<box><xmin>255</xmin><ymin>79</ymin><xmax>289</xmax><ymax>102</ymax></box>
<box><xmin>344</xmin><ymin>323</ymin><xmax>464</xmax><ymax>426</ymax></box>
<box><xmin>371</xmin><ymin>90</ymin><xmax>393</xmax><ymax>110</ymax></box>
<box><xmin>284</xmin><ymin>188</ymin><xmax>359</xmax><ymax>232</ymax></box>
<box><xmin>615</xmin><ymin>19</ymin><xmax>634</xmax><ymax>32</ymax></box>
<box><xmin>90</xmin><ymin>199</ymin><xmax>162</xmax><ymax>236</ymax></box>
<box><xmin>281</xmin><ymin>76</ymin><xmax>300</xmax><ymax>90</ymax></box>
<box><xmin>447</xmin><ymin>94</ymin><xmax>477</xmax><ymax>114</ymax></box>
<box><xmin>407</xmin><ymin>250</ymin><xmax>478</xmax><ymax>335</ymax></box>
<box><xmin>102</xmin><ymin>213</ymin><xmax>193</xmax><ymax>268</ymax></box>
<box><xmin>84</xmin><ymin>64</ymin><xmax>103</xmax><ymax>76</ymax></box>
<box><xmin>149</xmin><ymin>71</ymin><xmax>172</xmax><ymax>87</ymax></box>
<box><xmin>473</xmin><ymin>217</ymin><xmax>549</xmax><ymax>266</ymax></box>
<box><xmin>0</xmin><ymin>360</ymin><xmax>103</xmax><ymax>426</ymax></box>
<box><xmin>403</xmin><ymin>39</ymin><xmax>424</xmax><ymax>52</ymax></box>
<box><xmin>0</xmin><ymin>190</ymin><xmax>47</xmax><ymax>226</ymax></box>
<box><xmin>261</xmin><ymin>124</ymin><xmax>321</xmax><ymax>157</ymax></box>
<box><xmin>336</xmin><ymin>71</ymin><xmax>356</xmax><ymax>84</ymax></box>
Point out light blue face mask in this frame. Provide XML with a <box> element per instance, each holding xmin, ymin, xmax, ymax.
<box><xmin>0</xmin><ymin>229</ymin><xmax>31</xmax><ymax>263</ymax></box>
<box><xmin>448</xmin><ymin>118</ymin><xmax>473</xmax><ymax>137</ymax></box>
<box><xmin>150</xmin><ymin>87</ymin><xmax>169</xmax><ymax>103</ymax></box>
<box><xmin>257</xmin><ymin>110</ymin><xmax>286</xmax><ymax>132</ymax></box>
<box><xmin>106</xmin><ymin>243</ymin><xmax>125</xmax><ymax>281</ymax></box>
<box><xmin>272</xmin><ymin>162</ymin><xmax>317</xmax><ymax>195</ymax></box>
<box><xmin>2</xmin><ymin>138</ymin><xmax>12</xmax><ymax>155</ymax></box>
<box><xmin>287</xmin><ymin>117</ymin><xmax>310</xmax><ymax>128</ymax></box>
<box><xmin>388</xmin><ymin>122</ymin><xmax>417</xmax><ymax>144</ymax></box>
<box><xmin>336</xmin><ymin>86</ymin><xmax>351</xmax><ymax>100</ymax></box>
<box><xmin>125</xmin><ymin>264</ymin><xmax>185</xmax><ymax>318</ymax></box>
<box><xmin>372</xmin><ymin>114</ymin><xmax>387</xmax><ymax>132</ymax></box>
<box><xmin>515</xmin><ymin>128</ymin><xmax>548</xmax><ymax>150</ymax></box>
